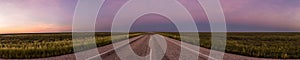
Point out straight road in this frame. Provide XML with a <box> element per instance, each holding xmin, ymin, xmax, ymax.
<box><xmin>95</xmin><ymin>34</ymin><xmax>204</xmax><ymax>60</ymax></box>
<box><xmin>1</xmin><ymin>34</ymin><xmax>278</xmax><ymax>60</ymax></box>
<box><xmin>85</xmin><ymin>34</ymin><xmax>268</xmax><ymax>60</ymax></box>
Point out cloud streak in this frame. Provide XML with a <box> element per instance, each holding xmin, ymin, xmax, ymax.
<box><xmin>1</xmin><ymin>0</ymin><xmax>300</xmax><ymax>33</ymax></box>
<box><xmin>0</xmin><ymin>0</ymin><xmax>76</xmax><ymax>33</ymax></box>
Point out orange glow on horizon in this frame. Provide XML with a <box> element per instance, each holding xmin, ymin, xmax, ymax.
<box><xmin>0</xmin><ymin>24</ymin><xmax>71</xmax><ymax>34</ymax></box>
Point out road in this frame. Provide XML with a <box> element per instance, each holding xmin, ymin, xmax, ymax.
<box><xmin>1</xmin><ymin>34</ymin><xmax>278</xmax><ymax>60</ymax></box>
<box><xmin>95</xmin><ymin>34</ymin><xmax>205</xmax><ymax>60</ymax></box>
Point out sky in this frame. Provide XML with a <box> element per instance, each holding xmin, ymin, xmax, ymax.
<box><xmin>0</xmin><ymin>0</ymin><xmax>300</xmax><ymax>33</ymax></box>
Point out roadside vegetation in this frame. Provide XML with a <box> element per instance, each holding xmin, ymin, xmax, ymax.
<box><xmin>0</xmin><ymin>32</ymin><xmax>143</xmax><ymax>59</ymax></box>
<box><xmin>158</xmin><ymin>32</ymin><xmax>300</xmax><ymax>59</ymax></box>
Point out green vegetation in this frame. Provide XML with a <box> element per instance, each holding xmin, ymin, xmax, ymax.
<box><xmin>158</xmin><ymin>32</ymin><xmax>300</xmax><ymax>59</ymax></box>
<box><xmin>0</xmin><ymin>32</ymin><xmax>143</xmax><ymax>59</ymax></box>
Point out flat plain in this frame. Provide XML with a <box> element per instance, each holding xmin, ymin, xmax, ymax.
<box><xmin>159</xmin><ymin>32</ymin><xmax>300</xmax><ymax>59</ymax></box>
<box><xmin>0</xmin><ymin>32</ymin><xmax>299</xmax><ymax>59</ymax></box>
<box><xmin>0</xmin><ymin>32</ymin><xmax>142</xmax><ymax>59</ymax></box>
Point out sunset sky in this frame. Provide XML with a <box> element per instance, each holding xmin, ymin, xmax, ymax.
<box><xmin>0</xmin><ymin>0</ymin><xmax>300</xmax><ymax>33</ymax></box>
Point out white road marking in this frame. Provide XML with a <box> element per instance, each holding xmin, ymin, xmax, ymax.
<box><xmin>85</xmin><ymin>35</ymin><xmax>144</xmax><ymax>60</ymax></box>
<box><xmin>86</xmin><ymin>34</ymin><xmax>219</xmax><ymax>60</ymax></box>
<box><xmin>159</xmin><ymin>35</ymin><xmax>219</xmax><ymax>60</ymax></box>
